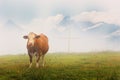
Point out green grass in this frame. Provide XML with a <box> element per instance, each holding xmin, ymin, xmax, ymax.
<box><xmin>0</xmin><ymin>52</ymin><xmax>120</xmax><ymax>80</ymax></box>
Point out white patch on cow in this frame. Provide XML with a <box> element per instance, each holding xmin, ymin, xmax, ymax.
<box><xmin>27</xmin><ymin>32</ymin><xmax>36</xmax><ymax>47</ymax></box>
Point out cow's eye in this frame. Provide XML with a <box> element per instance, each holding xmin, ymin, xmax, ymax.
<box><xmin>35</xmin><ymin>35</ymin><xmax>40</xmax><ymax>38</ymax></box>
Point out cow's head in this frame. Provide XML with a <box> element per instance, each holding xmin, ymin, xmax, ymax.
<box><xmin>23</xmin><ymin>32</ymin><xmax>40</xmax><ymax>47</ymax></box>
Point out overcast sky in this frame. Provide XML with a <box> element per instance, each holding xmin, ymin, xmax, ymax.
<box><xmin>0</xmin><ymin>0</ymin><xmax>120</xmax><ymax>54</ymax></box>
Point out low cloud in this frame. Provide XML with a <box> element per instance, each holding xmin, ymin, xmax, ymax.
<box><xmin>72</xmin><ymin>11</ymin><xmax>120</xmax><ymax>26</ymax></box>
<box><xmin>82</xmin><ymin>23</ymin><xmax>103</xmax><ymax>31</ymax></box>
<box><xmin>0</xmin><ymin>11</ymin><xmax>120</xmax><ymax>54</ymax></box>
<box><xmin>21</xmin><ymin>14</ymin><xmax>64</xmax><ymax>34</ymax></box>
<box><xmin>16</xmin><ymin>12</ymin><xmax>120</xmax><ymax>53</ymax></box>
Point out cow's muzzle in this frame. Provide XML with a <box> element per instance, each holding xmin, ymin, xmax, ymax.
<box><xmin>28</xmin><ymin>43</ymin><xmax>33</xmax><ymax>47</ymax></box>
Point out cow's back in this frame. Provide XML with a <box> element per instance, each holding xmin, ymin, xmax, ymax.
<box><xmin>35</xmin><ymin>34</ymin><xmax>49</xmax><ymax>55</ymax></box>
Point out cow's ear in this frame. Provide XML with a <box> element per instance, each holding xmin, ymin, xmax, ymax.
<box><xmin>35</xmin><ymin>35</ymin><xmax>40</xmax><ymax>38</ymax></box>
<box><xmin>23</xmin><ymin>35</ymin><xmax>28</xmax><ymax>39</ymax></box>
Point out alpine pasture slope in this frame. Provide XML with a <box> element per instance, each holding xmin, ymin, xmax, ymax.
<box><xmin>0</xmin><ymin>52</ymin><xmax>120</xmax><ymax>80</ymax></box>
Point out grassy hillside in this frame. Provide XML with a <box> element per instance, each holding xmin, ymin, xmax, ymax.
<box><xmin>0</xmin><ymin>52</ymin><xmax>120</xmax><ymax>80</ymax></box>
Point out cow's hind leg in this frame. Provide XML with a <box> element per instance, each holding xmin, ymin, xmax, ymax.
<box><xmin>42</xmin><ymin>55</ymin><xmax>45</xmax><ymax>67</ymax></box>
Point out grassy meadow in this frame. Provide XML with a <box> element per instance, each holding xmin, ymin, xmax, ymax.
<box><xmin>0</xmin><ymin>52</ymin><xmax>120</xmax><ymax>80</ymax></box>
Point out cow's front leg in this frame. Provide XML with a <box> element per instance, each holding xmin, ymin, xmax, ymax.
<box><xmin>29</xmin><ymin>53</ymin><xmax>33</xmax><ymax>68</ymax></box>
<box><xmin>28</xmin><ymin>51</ymin><xmax>33</xmax><ymax>68</ymax></box>
<box><xmin>36</xmin><ymin>53</ymin><xmax>40</xmax><ymax>68</ymax></box>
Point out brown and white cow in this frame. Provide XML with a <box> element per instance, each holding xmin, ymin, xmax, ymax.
<box><xmin>23</xmin><ymin>32</ymin><xmax>49</xmax><ymax>68</ymax></box>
